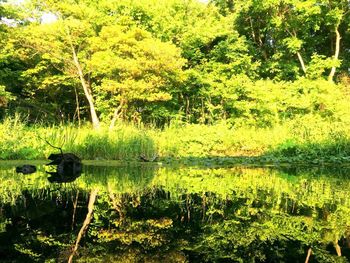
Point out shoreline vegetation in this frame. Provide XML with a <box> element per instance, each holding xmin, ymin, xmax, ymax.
<box><xmin>1</xmin><ymin>116</ymin><xmax>350</xmax><ymax>166</ymax></box>
<box><xmin>1</xmin><ymin>0</ymin><xmax>350</xmax><ymax>168</ymax></box>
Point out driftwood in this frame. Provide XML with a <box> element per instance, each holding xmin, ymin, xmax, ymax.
<box><xmin>139</xmin><ymin>154</ymin><xmax>158</xmax><ymax>162</ymax></box>
<box><xmin>47</xmin><ymin>153</ymin><xmax>81</xmax><ymax>165</ymax></box>
<box><xmin>47</xmin><ymin>152</ymin><xmax>82</xmax><ymax>182</ymax></box>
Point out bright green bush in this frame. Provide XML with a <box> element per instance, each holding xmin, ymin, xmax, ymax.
<box><xmin>207</xmin><ymin>77</ymin><xmax>350</xmax><ymax>127</ymax></box>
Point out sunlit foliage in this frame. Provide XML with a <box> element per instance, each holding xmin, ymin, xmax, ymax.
<box><xmin>1</xmin><ymin>0</ymin><xmax>350</xmax><ymax>128</ymax></box>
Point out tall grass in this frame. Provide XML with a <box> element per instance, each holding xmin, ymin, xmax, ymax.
<box><xmin>0</xmin><ymin>117</ymin><xmax>157</xmax><ymax>160</ymax></box>
<box><xmin>1</xmin><ymin>114</ymin><xmax>350</xmax><ymax>163</ymax></box>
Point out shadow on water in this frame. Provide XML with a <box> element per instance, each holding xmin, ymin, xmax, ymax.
<box><xmin>0</xmin><ymin>162</ymin><xmax>350</xmax><ymax>262</ymax></box>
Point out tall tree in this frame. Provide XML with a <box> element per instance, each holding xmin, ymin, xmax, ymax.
<box><xmin>21</xmin><ymin>1</ymin><xmax>102</xmax><ymax>128</ymax></box>
<box><xmin>19</xmin><ymin>0</ymin><xmax>185</xmax><ymax>127</ymax></box>
<box><xmin>88</xmin><ymin>25</ymin><xmax>185</xmax><ymax>128</ymax></box>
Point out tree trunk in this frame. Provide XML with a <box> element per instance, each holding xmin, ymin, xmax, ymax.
<box><xmin>304</xmin><ymin>248</ymin><xmax>312</xmax><ymax>263</ymax></box>
<box><xmin>287</xmin><ymin>30</ymin><xmax>307</xmax><ymax>75</ymax></box>
<box><xmin>334</xmin><ymin>240</ymin><xmax>342</xmax><ymax>256</ymax></box>
<box><xmin>202</xmin><ymin>193</ymin><xmax>206</xmax><ymax>221</ymax></box>
<box><xmin>65</xmin><ymin>25</ymin><xmax>100</xmax><ymax>129</ymax></box>
<box><xmin>109</xmin><ymin>99</ymin><xmax>125</xmax><ymax>130</ymax></box>
<box><xmin>71</xmin><ymin>47</ymin><xmax>100</xmax><ymax>129</ymax></box>
<box><xmin>185</xmin><ymin>96</ymin><xmax>190</xmax><ymax>121</ymax></box>
<box><xmin>346</xmin><ymin>231</ymin><xmax>350</xmax><ymax>248</ymax></box>
<box><xmin>297</xmin><ymin>52</ymin><xmax>307</xmax><ymax>74</ymax></box>
<box><xmin>73</xmin><ymin>87</ymin><xmax>81</xmax><ymax>127</ymax></box>
<box><xmin>186</xmin><ymin>194</ymin><xmax>191</xmax><ymax>221</ymax></box>
<box><xmin>328</xmin><ymin>25</ymin><xmax>341</xmax><ymax>82</ymax></box>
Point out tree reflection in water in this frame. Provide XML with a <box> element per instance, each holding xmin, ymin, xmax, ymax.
<box><xmin>0</xmin><ymin>163</ymin><xmax>349</xmax><ymax>262</ymax></box>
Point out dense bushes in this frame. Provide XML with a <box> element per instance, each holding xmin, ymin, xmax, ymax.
<box><xmin>191</xmin><ymin>76</ymin><xmax>349</xmax><ymax>127</ymax></box>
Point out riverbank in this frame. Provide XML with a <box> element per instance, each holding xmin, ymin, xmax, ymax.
<box><xmin>1</xmin><ymin>116</ymin><xmax>350</xmax><ymax>165</ymax></box>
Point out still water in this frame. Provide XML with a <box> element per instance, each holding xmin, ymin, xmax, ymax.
<box><xmin>0</xmin><ymin>162</ymin><xmax>349</xmax><ymax>262</ymax></box>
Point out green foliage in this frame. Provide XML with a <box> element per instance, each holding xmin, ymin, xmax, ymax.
<box><xmin>0</xmin><ymin>84</ymin><xmax>11</xmax><ymax>109</ymax></box>
<box><xmin>89</xmin><ymin>24</ymin><xmax>185</xmax><ymax>121</ymax></box>
<box><xmin>306</xmin><ymin>54</ymin><xmax>335</xmax><ymax>80</ymax></box>
<box><xmin>71</xmin><ymin>126</ymin><xmax>157</xmax><ymax>160</ymax></box>
<box><xmin>1</xmin><ymin>0</ymin><xmax>350</xmax><ymax>164</ymax></box>
<box><xmin>183</xmin><ymin>76</ymin><xmax>349</xmax><ymax>127</ymax></box>
<box><xmin>0</xmin><ymin>115</ymin><xmax>39</xmax><ymax>159</ymax></box>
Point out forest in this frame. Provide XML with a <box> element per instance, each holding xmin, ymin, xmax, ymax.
<box><xmin>1</xmin><ymin>0</ymin><xmax>350</xmax><ymax>162</ymax></box>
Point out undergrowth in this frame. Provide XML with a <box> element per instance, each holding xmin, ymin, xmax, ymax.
<box><xmin>1</xmin><ymin>114</ymin><xmax>350</xmax><ymax>164</ymax></box>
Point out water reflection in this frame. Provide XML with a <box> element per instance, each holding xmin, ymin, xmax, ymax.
<box><xmin>46</xmin><ymin>153</ymin><xmax>83</xmax><ymax>183</ymax></box>
<box><xmin>0</xmin><ymin>163</ymin><xmax>349</xmax><ymax>262</ymax></box>
<box><xmin>47</xmin><ymin>171</ymin><xmax>82</xmax><ymax>183</ymax></box>
<box><xmin>46</xmin><ymin>163</ymin><xmax>82</xmax><ymax>183</ymax></box>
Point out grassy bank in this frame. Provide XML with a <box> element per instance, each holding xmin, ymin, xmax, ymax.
<box><xmin>1</xmin><ymin>115</ymin><xmax>350</xmax><ymax>165</ymax></box>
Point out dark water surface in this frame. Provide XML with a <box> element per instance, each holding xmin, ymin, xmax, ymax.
<box><xmin>0</xmin><ymin>162</ymin><xmax>350</xmax><ymax>262</ymax></box>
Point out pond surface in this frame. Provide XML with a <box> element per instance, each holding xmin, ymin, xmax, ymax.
<box><xmin>0</xmin><ymin>162</ymin><xmax>350</xmax><ymax>262</ymax></box>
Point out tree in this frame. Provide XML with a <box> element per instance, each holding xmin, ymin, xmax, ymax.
<box><xmin>21</xmin><ymin>15</ymin><xmax>101</xmax><ymax>128</ymax></box>
<box><xmin>17</xmin><ymin>0</ymin><xmax>186</xmax><ymax>128</ymax></box>
<box><xmin>88</xmin><ymin>25</ymin><xmax>185</xmax><ymax>128</ymax></box>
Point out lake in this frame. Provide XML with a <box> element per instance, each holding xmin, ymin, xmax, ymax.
<box><xmin>0</xmin><ymin>162</ymin><xmax>349</xmax><ymax>262</ymax></box>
